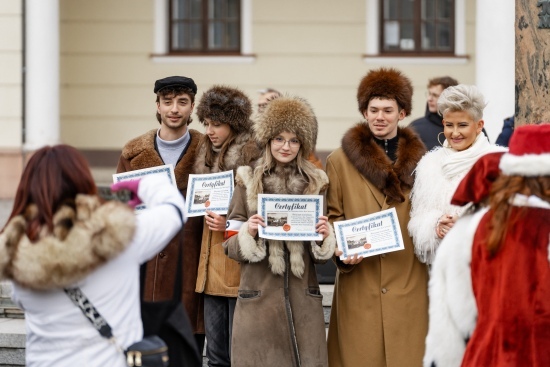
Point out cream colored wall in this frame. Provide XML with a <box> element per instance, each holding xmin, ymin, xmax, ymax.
<box><xmin>0</xmin><ymin>0</ymin><xmax>23</xmax><ymax>149</ymax></box>
<box><xmin>59</xmin><ymin>0</ymin><xmax>478</xmax><ymax>153</ymax></box>
<box><xmin>0</xmin><ymin>0</ymin><xmax>24</xmax><ymax>198</ymax></box>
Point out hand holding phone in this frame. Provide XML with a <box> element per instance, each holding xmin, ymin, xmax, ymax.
<box><xmin>110</xmin><ymin>179</ymin><xmax>142</xmax><ymax>208</ymax></box>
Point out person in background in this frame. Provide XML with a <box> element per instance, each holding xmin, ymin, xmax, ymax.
<box><xmin>117</xmin><ymin>76</ymin><xmax>205</xmax><ymax>350</ymax></box>
<box><xmin>224</xmin><ymin>95</ymin><xmax>335</xmax><ymax>366</ymax></box>
<box><xmin>193</xmin><ymin>85</ymin><xmax>261</xmax><ymax>366</ymax></box>
<box><xmin>257</xmin><ymin>88</ymin><xmax>324</xmax><ymax>169</ymax></box>
<box><xmin>408</xmin><ymin>85</ymin><xmax>507</xmax><ymax>265</ymax></box>
<box><xmin>409</xmin><ymin>76</ymin><xmax>459</xmax><ymax>150</ymax></box>
<box><xmin>495</xmin><ymin>115</ymin><xmax>514</xmax><ymax>146</ymax></box>
<box><xmin>326</xmin><ymin>68</ymin><xmax>428</xmax><ymax>367</ymax></box>
<box><xmin>0</xmin><ymin>145</ymin><xmax>185</xmax><ymax>367</ymax></box>
<box><xmin>423</xmin><ymin>124</ymin><xmax>550</xmax><ymax>367</ymax></box>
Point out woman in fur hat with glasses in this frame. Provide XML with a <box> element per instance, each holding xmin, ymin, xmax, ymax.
<box><xmin>223</xmin><ymin>96</ymin><xmax>336</xmax><ymax>366</ymax></box>
<box><xmin>193</xmin><ymin>85</ymin><xmax>261</xmax><ymax>366</ymax></box>
<box><xmin>325</xmin><ymin>68</ymin><xmax>428</xmax><ymax>367</ymax></box>
<box><xmin>424</xmin><ymin>124</ymin><xmax>550</xmax><ymax>367</ymax></box>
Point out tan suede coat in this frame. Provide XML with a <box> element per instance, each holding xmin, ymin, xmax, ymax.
<box><xmin>117</xmin><ymin>128</ymin><xmax>205</xmax><ymax>334</ymax></box>
<box><xmin>194</xmin><ymin>132</ymin><xmax>260</xmax><ymax>297</ymax></box>
<box><xmin>224</xmin><ymin>163</ymin><xmax>336</xmax><ymax>367</ymax></box>
<box><xmin>326</xmin><ymin>124</ymin><xmax>429</xmax><ymax>367</ymax></box>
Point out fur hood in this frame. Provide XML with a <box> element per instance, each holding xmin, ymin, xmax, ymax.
<box><xmin>120</xmin><ymin>128</ymin><xmax>202</xmax><ymax>191</ymax></box>
<box><xmin>194</xmin><ymin>131</ymin><xmax>260</xmax><ymax>174</ymax></box>
<box><xmin>254</xmin><ymin>96</ymin><xmax>318</xmax><ymax>159</ymax></box>
<box><xmin>196</xmin><ymin>85</ymin><xmax>253</xmax><ymax>133</ymax></box>
<box><xmin>236</xmin><ymin>161</ymin><xmax>329</xmax><ymax>212</ymax></box>
<box><xmin>233</xmin><ymin>163</ymin><xmax>335</xmax><ymax>278</ymax></box>
<box><xmin>0</xmin><ymin>195</ymin><xmax>135</xmax><ymax>290</ymax></box>
<box><xmin>357</xmin><ymin>68</ymin><xmax>413</xmax><ymax>116</ymax></box>
<box><xmin>341</xmin><ymin>123</ymin><xmax>425</xmax><ymax>204</ymax></box>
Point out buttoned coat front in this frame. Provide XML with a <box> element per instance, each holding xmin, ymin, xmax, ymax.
<box><xmin>117</xmin><ymin>128</ymin><xmax>205</xmax><ymax>334</ymax></box>
<box><xmin>326</xmin><ymin>124</ymin><xmax>429</xmax><ymax>367</ymax></box>
<box><xmin>224</xmin><ymin>164</ymin><xmax>335</xmax><ymax>367</ymax></box>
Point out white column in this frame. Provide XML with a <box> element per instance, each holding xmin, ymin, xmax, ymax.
<box><xmin>24</xmin><ymin>0</ymin><xmax>60</xmax><ymax>150</ymax></box>
<box><xmin>476</xmin><ymin>0</ymin><xmax>515</xmax><ymax>142</ymax></box>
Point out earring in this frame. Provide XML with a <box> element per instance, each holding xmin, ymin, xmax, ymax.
<box><xmin>437</xmin><ymin>132</ymin><xmax>446</xmax><ymax>147</ymax></box>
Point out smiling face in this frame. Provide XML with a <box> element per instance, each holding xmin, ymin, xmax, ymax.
<box><xmin>363</xmin><ymin>98</ymin><xmax>406</xmax><ymax>140</ymax></box>
<box><xmin>203</xmin><ymin>118</ymin><xmax>232</xmax><ymax>148</ymax></box>
<box><xmin>156</xmin><ymin>92</ymin><xmax>195</xmax><ymax>137</ymax></box>
<box><xmin>270</xmin><ymin>131</ymin><xmax>301</xmax><ymax>164</ymax></box>
<box><xmin>443</xmin><ymin>110</ymin><xmax>484</xmax><ymax>151</ymax></box>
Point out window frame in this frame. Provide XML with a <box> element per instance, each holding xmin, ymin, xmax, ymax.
<box><xmin>152</xmin><ymin>0</ymin><xmax>253</xmax><ymax>63</ymax></box>
<box><xmin>168</xmin><ymin>0</ymin><xmax>242</xmax><ymax>55</ymax></box>
<box><xmin>364</xmin><ymin>0</ymin><xmax>466</xmax><ymax>63</ymax></box>
<box><xmin>378</xmin><ymin>0</ymin><xmax>455</xmax><ymax>56</ymax></box>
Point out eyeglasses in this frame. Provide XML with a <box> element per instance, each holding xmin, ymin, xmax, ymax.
<box><xmin>271</xmin><ymin>136</ymin><xmax>301</xmax><ymax>149</ymax></box>
<box><xmin>425</xmin><ymin>91</ymin><xmax>441</xmax><ymax>99</ymax></box>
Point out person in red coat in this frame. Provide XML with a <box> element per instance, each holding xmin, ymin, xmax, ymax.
<box><xmin>423</xmin><ymin>124</ymin><xmax>550</xmax><ymax>367</ymax></box>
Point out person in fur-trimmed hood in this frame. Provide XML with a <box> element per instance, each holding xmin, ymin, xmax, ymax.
<box><xmin>223</xmin><ymin>95</ymin><xmax>335</xmax><ymax>367</ymax></box>
<box><xmin>424</xmin><ymin>125</ymin><xmax>550</xmax><ymax>367</ymax></box>
<box><xmin>0</xmin><ymin>145</ymin><xmax>186</xmax><ymax>367</ymax></box>
<box><xmin>193</xmin><ymin>85</ymin><xmax>261</xmax><ymax>366</ymax></box>
<box><xmin>325</xmin><ymin>67</ymin><xmax>428</xmax><ymax>367</ymax></box>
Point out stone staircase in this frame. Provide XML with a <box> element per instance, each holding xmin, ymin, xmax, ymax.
<box><xmin>0</xmin><ymin>280</ymin><xmax>334</xmax><ymax>366</ymax></box>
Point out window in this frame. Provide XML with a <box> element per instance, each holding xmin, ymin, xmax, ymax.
<box><xmin>170</xmin><ymin>0</ymin><xmax>241</xmax><ymax>54</ymax></box>
<box><xmin>380</xmin><ymin>0</ymin><xmax>454</xmax><ymax>55</ymax></box>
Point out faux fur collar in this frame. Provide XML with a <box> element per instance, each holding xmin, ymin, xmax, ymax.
<box><xmin>341</xmin><ymin>123</ymin><xmax>426</xmax><ymax>203</ymax></box>
<box><xmin>121</xmin><ymin>128</ymin><xmax>203</xmax><ymax>190</ymax></box>
<box><xmin>193</xmin><ymin>131</ymin><xmax>260</xmax><ymax>174</ymax></box>
<box><xmin>0</xmin><ymin>195</ymin><xmax>135</xmax><ymax>290</ymax></box>
<box><xmin>235</xmin><ymin>163</ymin><xmax>329</xmax><ymax>213</ymax></box>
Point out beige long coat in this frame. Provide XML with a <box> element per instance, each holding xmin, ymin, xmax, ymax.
<box><xmin>224</xmin><ymin>162</ymin><xmax>336</xmax><ymax>367</ymax></box>
<box><xmin>326</xmin><ymin>124</ymin><xmax>429</xmax><ymax>367</ymax></box>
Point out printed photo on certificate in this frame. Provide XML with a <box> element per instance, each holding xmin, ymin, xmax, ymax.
<box><xmin>258</xmin><ymin>194</ymin><xmax>323</xmax><ymax>241</ymax></box>
<box><xmin>333</xmin><ymin>207</ymin><xmax>405</xmax><ymax>260</ymax></box>
<box><xmin>185</xmin><ymin>170</ymin><xmax>234</xmax><ymax>217</ymax></box>
<box><xmin>112</xmin><ymin>164</ymin><xmax>177</xmax><ymax>211</ymax></box>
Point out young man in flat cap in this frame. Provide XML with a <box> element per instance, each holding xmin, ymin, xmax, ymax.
<box><xmin>325</xmin><ymin>68</ymin><xmax>428</xmax><ymax>367</ymax></box>
<box><xmin>117</xmin><ymin>76</ymin><xmax>205</xmax><ymax>351</ymax></box>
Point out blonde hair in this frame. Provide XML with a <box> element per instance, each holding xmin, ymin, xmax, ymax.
<box><xmin>437</xmin><ymin>84</ymin><xmax>487</xmax><ymax>121</ymax></box>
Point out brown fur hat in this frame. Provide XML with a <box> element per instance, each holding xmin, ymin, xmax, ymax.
<box><xmin>196</xmin><ymin>85</ymin><xmax>253</xmax><ymax>133</ymax></box>
<box><xmin>254</xmin><ymin>96</ymin><xmax>317</xmax><ymax>158</ymax></box>
<box><xmin>357</xmin><ymin>68</ymin><xmax>413</xmax><ymax>116</ymax></box>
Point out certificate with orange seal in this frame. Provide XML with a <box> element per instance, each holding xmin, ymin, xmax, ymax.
<box><xmin>257</xmin><ymin>194</ymin><xmax>323</xmax><ymax>241</ymax></box>
<box><xmin>333</xmin><ymin>207</ymin><xmax>405</xmax><ymax>260</ymax></box>
<box><xmin>185</xmin><ymin>170</ymin><xmax>234</xmax><ymax>217</ymax></box>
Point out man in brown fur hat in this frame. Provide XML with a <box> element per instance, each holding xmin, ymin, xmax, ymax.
<box><xmin>116</xmin><ymin>76</ymin><xmax>205</xmax><ymax>352</ymax></box>
<box><xmin>325</xmin><ymin>68</ymin><xmax>428</xmax><ymax>367</ymax></box>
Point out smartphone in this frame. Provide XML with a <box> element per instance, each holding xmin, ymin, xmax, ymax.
<box><xmin>97</xmin><ymin>185</ymin><xmax>132</xmax><ymax>203</ymax></box>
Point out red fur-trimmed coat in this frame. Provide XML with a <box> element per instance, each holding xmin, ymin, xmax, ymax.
<box><xmin>326</xmin><ymin>124</ymin><xmax>429</xmax><ymax>367</ymax></box>
<box><xmin>425</xmin><ymin>196</ymin><xmax>550</xmax><ymax>367</ymax></box>
<box><xmin>117</xmin><ymin>128</ymin><xmax>205</xmax><ymax>334</ymax></box>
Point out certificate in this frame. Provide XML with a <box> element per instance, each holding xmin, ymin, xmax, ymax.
<box><xmin>185</xmin><ymin>170</ymin><xmax>234</xmax><ymax>217</ymax></box>
<box><xmin>258</xmin><ymin>194</ymin><xmax>323</xmax><ymax>241</ymax></box>
<box><xmin>112</xmin><ymin>164</ymin><xmax>177</xmax><ymax>211</ymax></box>
<box><xmin>334</xmin><ymin>208</ymin><xmax>405</xmax><ymax>260</ymax></box>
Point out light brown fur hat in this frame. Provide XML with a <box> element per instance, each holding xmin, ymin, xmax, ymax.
<box><xmin>254</xmin><ymin>95</ymin><xmax>318</xmax><ymax>158</ymax></box>
<box><xmin>357</xmin><ymin>67</ymin><xmax>413</xmax><ymax>116</ymax></box>
<box><xmin>196</xmin><ymin>85</ymin><xmax>253</xmax><ymax>133</ymax></box>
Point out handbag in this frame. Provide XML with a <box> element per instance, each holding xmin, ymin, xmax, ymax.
<box><xmin>64</xmin><ymin>287</ymin><xmax>169</xmax><ymax>367</ymax></box>
<box><xmin>139</xmin><ymin>236</ymin><xmax>202</xmax><ymax>367</ymax></box>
